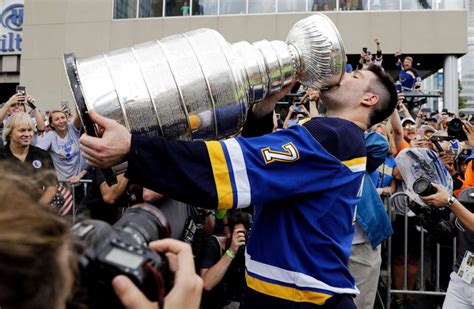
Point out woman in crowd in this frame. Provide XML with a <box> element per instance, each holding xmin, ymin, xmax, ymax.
<box><xmin>371</xmin><ymin>123</ymin><xmax>397</xmax><ymax>197</ymax></box>
<box><xmin>36</xmin><ymin>108</ymin><xmax>88</xmax><ymax>202</ymax></box>
<box><xmin>0</xmin><ymin>92</ymin><xmax>46</xmax><ymax>135</ymax></box>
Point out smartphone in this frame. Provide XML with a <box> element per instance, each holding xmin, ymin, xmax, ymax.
<box><xmin>362</xmin><ymin>47</ymin><xmax>367</xmax><ymax>53</ymax></box>
<box><xmin>422</xmin><ymin>107</ymin><xmax>431</xmax><ymax>113</ymax></box>
<box><xmin>16</xmin><ymin>85</ymin><xmax>26</xmax><ymax>95</ymax></box>
<box><xmin>61</xmin><ymin>100</ymin><xmax>71</xmax><ymax>116</ymax></box>
<box><xmin>294</xmin><ymin>105</ymin><xmax>301</xmax><ymax>112</ymax></box>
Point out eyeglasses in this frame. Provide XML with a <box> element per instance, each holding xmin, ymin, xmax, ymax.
<box><xmin>403</xmin><ymin>125</ymin><xmax>416</xmax><ymax>130</ymax></box>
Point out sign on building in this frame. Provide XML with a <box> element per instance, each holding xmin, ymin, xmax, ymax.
<box><xmin>0</xmin><ymin>0</ymin><xmax>22</xmax><ymax>54</ymax></box>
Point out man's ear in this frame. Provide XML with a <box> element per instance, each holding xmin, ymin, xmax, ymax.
<box><xmin>361</xmin><ymin>92</ymin><xmax>379</xmax><ymax>107</ymax></box>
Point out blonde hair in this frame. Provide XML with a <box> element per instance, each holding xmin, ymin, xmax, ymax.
<box><xmin>2</xmin><ymin>112</ymin><xmax>35</xmax><ymax>143</ymax></box>
<box><xmin>372</xmin><ymin>123</ymin><xmax>397</xmax><ymax>156</ymax></box>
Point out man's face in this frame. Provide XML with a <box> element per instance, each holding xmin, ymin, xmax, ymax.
<box><xmin>403</xmin><ymin>122</ymin><xmax>416</xmax><ymax>142</ymax></box>
<box><xmin>320</xmin><ymin>70</ymin><xmax>375</xmax><ymax>112</ymax></box>
<box><xmin>10</xmin><ymin>122</ymin><xmax>33</xmax><ymax>147</ymax></box>
<box><xmin>403</xmin><ymin>58</ymin><xmax>412</xmax><ymax>70</ymax></box>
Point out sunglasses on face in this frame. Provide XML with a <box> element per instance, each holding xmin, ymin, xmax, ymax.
<box><xmin>403</xmin><ymin>124</ymin><xmax>416</xmax><ymax>130</ymax></box>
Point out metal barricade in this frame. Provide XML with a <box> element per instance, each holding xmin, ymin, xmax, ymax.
<box><xmin>383</xmin><ymin>192</ymin><xmax>456</xmax><ymax>308</ymax></box>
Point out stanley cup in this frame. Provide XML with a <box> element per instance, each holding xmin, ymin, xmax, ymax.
<box><xmin>64</xmin><ymin>13</ymin><xmax>345</xmax><ymax>141</ymax></box>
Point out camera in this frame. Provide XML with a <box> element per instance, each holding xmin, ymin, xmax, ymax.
<box><xmin>447</xmin><ymin>118</ymin><xmax>467</xmax><ymax>141</ymax></box>
<box><xmin>413</xmin><ymin>177</ymin><xmax>437</xmax><ymax>197</ymax></box>
<box><xmin>411</xmin><ymin>177</ymin><xmax>450</xmax><ymax>222</ymax></box>
<box><xmin>71</xmin><ymin>203</ymin><xmax>172</xmax><ymax>308</ymax></box>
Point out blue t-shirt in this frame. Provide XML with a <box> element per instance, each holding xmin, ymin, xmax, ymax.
<box><xmin>370</xmin><ymin>155</ymin><xmax>396</xmax><ymax>188</ymax></box>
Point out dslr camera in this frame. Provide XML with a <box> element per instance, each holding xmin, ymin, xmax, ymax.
<box><xmin>411</xmin><ymin>177</ymin><xmax>450</xmax><ymax>222</ymax></box>
<box><xmin>71</xmin><ymin>204</ymin><xmax>172</xmax><ymax>308</ymax></box>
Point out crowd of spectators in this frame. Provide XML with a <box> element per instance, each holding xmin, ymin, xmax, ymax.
<box><xmin>0</xmin><ymin>45</ymin><xmax>473</xmax><ymax>309</ymax></box>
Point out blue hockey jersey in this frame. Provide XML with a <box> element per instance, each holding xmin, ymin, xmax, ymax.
<box><xmin>126</xmin><ymin>117</ymin><xmax>366</xmax><ymax>304</ymax></box>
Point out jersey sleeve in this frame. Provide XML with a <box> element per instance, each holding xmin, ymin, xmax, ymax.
<box><xmin>126</xmin><ymin>125</ymin><xmax>365</xmax><ymax>210</ymax></box>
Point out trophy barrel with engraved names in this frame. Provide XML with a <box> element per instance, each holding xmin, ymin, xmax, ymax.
<box><xmin>64</xmin><ymin>13</ymin><xmax>345</xmax><ymax>141</ymax></box>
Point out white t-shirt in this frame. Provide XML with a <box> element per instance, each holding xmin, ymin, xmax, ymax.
<box><xmin>35</xmin><ymin>122</ymin><xmax>87</xmax><ymax>181</ymax></box>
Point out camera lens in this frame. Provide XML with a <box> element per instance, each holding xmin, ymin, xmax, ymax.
<box><xmin>413</xmin><ymin>177</ymin><xmax>437</xmax><ymax>196</ymax></box>
<box><xmin>448</xmin><ymin>118</ymin><xmax>467</xmax><ymax>141</ymax></box>
<box><xmin>114</xmin><ymin>203</ymin><xmax>171</xmax><ymax>246</ymax></box>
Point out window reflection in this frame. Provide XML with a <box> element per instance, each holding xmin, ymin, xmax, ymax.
<box><xmin>114</xmin><ymin>0</ymin><xmax>137</xmax><ymax>18</ymax></box>
<box><xmin>140</xmin><ymin>0</ymin><xmax>163</xmax><ymax>17</ymax></box>
<box><xmin>114</xmin><ymin>0</ymin><xmax>464</xmax><ymax>19</ymax></box>
<box><xmin>192</xmin><ymin>0</ymin><xmax>218</xmax><ymax>15</ymax></box>
<box><xmin>402</xmin><ymin>0</ymin><xmax>432</xmax><ymax>9</ymax></box>
<box><xmin>369</xmin><ymin>0</ymin><xmax>401</xmax><ymax>10</ymax></box>
<box><xmin>278</xmin><ymin>0</ymin><xmax>305</xmax><ymax>12</ymax></box>
<box><xmin>310</xmin><ymin>0</ymin><xmax>337</xmax><ymax>11</ymax></box>
<box><xmin>339</xmin><ymin>0</ymin><xmax>362</xmax><ymax>10</ymax></box>
<box><xmin>220</xmin><ymin>0</ymin><xmax>246</xmax><ymax>14</ymax></box>
<box><xmin>248</xmin><ymin>0</ymin><xmax>276</xmax><ymax>14</ymax></box>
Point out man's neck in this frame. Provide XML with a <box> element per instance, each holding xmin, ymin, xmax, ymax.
<box><xmin>10</xmin><ymin>143</ymin><xmax>29</xmax><ymax>161</ymax></box>
<box><xmin>325</xmin><ymin>110</ymin><xmax>368</xmax><ymax>131</ymax></box>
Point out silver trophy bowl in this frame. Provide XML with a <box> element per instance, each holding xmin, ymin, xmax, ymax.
<box><xmin>64</xmin><ymin>13</ymin><xmax>345</xmax><ymax>141</ymax></box>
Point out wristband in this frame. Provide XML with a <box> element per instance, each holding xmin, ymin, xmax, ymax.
<box><xmin>446</xmin><ymin>195</ymin><xmax>456</xmax><ymax>209</ymax></box>
<box><xmin>225</xmin><ymin>249</ymin><xmax>235</xmax><ymax>259</ymax></box>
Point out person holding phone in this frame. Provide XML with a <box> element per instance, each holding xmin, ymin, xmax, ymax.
<box><xmin>0</xmin><ymin>87</ymin><xmax>46</xmax><ymax>134</ymax></box>
<box><xmin>36</xmin><ymin>107</ymin><xmax>88</xmax><ymax>202</ymax></box>
<box><xmin>283</xmin><ymin>104</ymin><xmax>309</xmax><ymax>128</ymax></box>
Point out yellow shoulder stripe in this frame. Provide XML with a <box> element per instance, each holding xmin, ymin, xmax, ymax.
<box><xmin>205</xmin><ymin>141</ymin><xmax>234</xmax><ymax>210</ymax></box>
<box><xmin>341</xmin><ymin>157</ymin><xmax>367</xmax><ymax>173</ymax></box>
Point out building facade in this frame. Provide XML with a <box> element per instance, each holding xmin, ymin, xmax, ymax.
<box><xmin>20</xmin><ymin>0</ymin><xmax>467</xmax><ymax>111</ymax></box>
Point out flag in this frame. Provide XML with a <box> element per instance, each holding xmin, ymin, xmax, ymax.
<box><xmin>50</xmin><ymin>184</ymin><xmax>74</xmax><ymax>216</ymax></box>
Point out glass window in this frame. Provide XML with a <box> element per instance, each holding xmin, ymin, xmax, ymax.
<box><xmin>248</xmin><ymin>0</ymin><xmax>276</xmax><ymax>14</ymax></box>
<box><xmin>192</xmin><ymin>0</ymin><xmax>218</xmax><ymax>15</ymax></box>
<box><xmin>114</xmin><ymin>0</ymin><xmax>137</xmax><ymax>19</ymax></box>
<box><xmin>434</xmin><ymin>0</ymin><xmax>464</xmax><ymax>9</ymax></box>
<box><xmin>139</xmin><ymin>0</ymin><xmax>163</xmax><ymax>17</ymax></box>
<box><xmin>220</xmin><ymin>0</ymin><xmax>246</xmax><ymax>14</ymax></box>
<box><xmin>402</xmin><ymin>0</ymin><xmax>432</xmax><ymax>10</ymax></box>
<box><xmin>370</xmin><ymin>0</ymin><xmax>400</xmax><ymax>10</ymax></box>
<box><xmin>165</xmin><ymin>0</ymin><xmax>190</xmax><ymax>16</ymax></box>
<box><xmin>338</xmin><ymin>0</ymin><xmax>362</xmax><ymax>10</ymax></box>
<box><xmin>277</xmin><ymin>0</ymin><xmax>306</xmax><ymax>12</ymax></box>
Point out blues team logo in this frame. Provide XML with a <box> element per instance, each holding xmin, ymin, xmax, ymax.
<box><xmin>32</xmin><ymin>160</ymin><xmax>42</xmax><ymax>169</ymax></box>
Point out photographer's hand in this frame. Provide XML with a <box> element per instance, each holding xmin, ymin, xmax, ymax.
<box><xmin>230</xmin><ymin>228</ymin><xmax>246</xmax><ymax>255</ymax></box>
<box><xmin>420</xmin><ymin>183</ymin><xmax>450</xmax><ymax>208</ymax></box>
<box><xmin>113</xmin><ymin>239</ymin><xmax>203</xmax><ymax>309</ymax></box>
<box><xmin>439</xmin><ymin>153</ymin><xmax>456</xmax><ymax>176</ymax></box>
<box><xmin>463</xmin><ymin>121</ymin><xmax>474</xmax><ymax>148</ymax></box>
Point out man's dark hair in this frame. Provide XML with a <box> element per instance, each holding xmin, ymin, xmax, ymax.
<box><xmin>366</xmin><ymin>64</ymin><xmax>398</xmax><ymax>127</ymax></box>
<box><xmin>228</xmin><ymin>212</ymin><xmax>252</xmax><ymax>233</ymax></box>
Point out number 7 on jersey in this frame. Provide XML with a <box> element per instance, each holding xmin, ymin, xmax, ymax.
<box><xmin>261</xmin><ymin>142</ymin><xmax>300</xmax><ymax>164</ymax></box>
